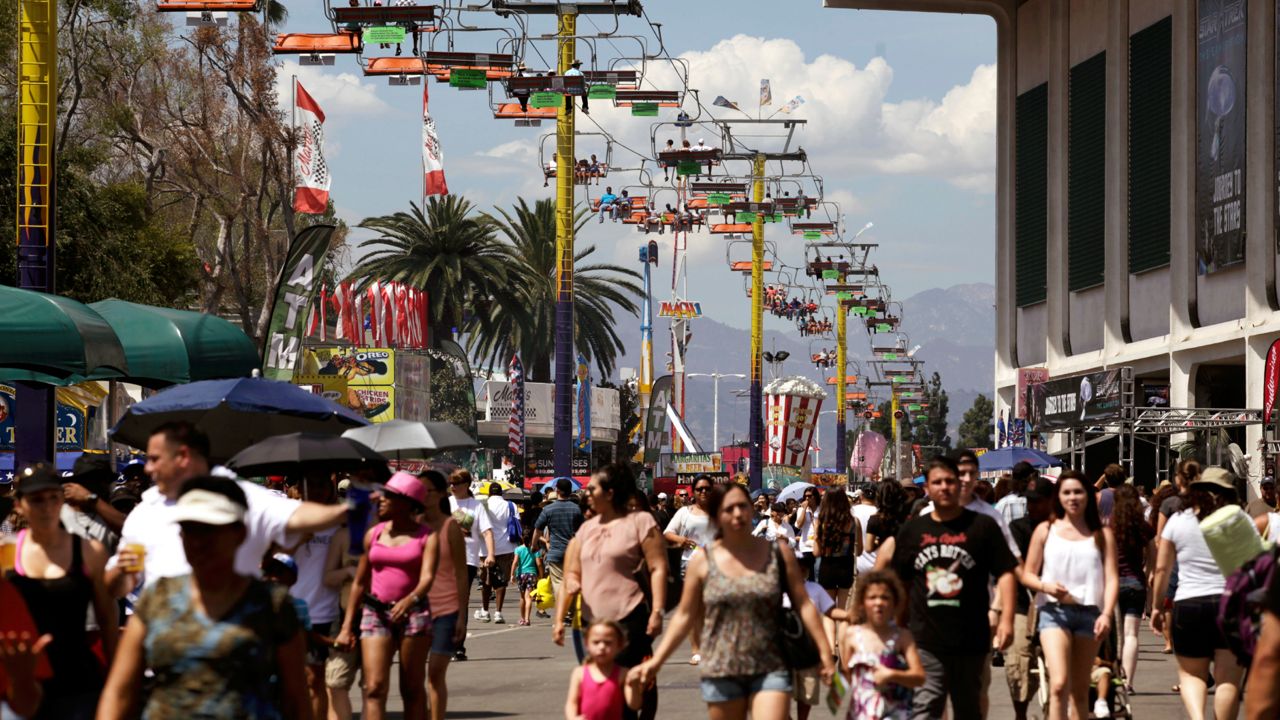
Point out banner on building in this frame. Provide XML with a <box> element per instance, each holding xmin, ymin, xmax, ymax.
<box><xmin>1196</xmin><ymin>0</ymin><xmax>1246</xmax><ymax>274</ymax></box>
<box><xmin>1016</xmin><ymin>368</ymin><xmax>1049</xmax><ymax>419</ymax></box>
<box><xmin>422</xmin><ymin>82</ymin><xmax>449</xmax><ymax>197</ymax></box>
<box><xmin>313</xmin><ymin>347</ymin><xmax>395</xmax><ymax>386</ymax></box>
<box><xmin>1264</xmin><ymin>339</ymin><xmax>1280</xmax><ymax>422</ymax></box>
<box><xmin>643</xmin><ymin>375</ymin><xmax>673</xmax><ymax>465</ymax></box>
<box><xmin>262</xmin><ymin>224</ymin><xmax>335</xmax><ymax>380</ymax></box>
<box><xmin>669</xmin><ymin>452</ymin><xmax>723</xmax><ymax>476</ymax></box>
<box><xmin>1025</xmin><ymin>368</ymin><xmax>1130</xmax><ymax>430</ymax></box>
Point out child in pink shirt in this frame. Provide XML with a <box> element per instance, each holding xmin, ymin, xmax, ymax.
<box><xmin>564</xmin><ymin>620</ymin><xmax>642</xmax><ymax>720</ymax></box>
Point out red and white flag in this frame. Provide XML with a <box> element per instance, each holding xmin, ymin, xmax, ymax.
<box><xmin>293</xmin><ymin>79</ymin><xmax>331</xmax><ymax>214</ymax></box>
<box><xmin>422</xmin><ymin>83</ymin><xmax>448</xmax><ymax>197</ymax></box>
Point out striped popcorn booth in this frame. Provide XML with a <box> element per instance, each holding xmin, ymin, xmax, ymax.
<box><xmin>764</xmin><ymin>376</ymin><xmax>828</xmax><ymax>468</ymax></box>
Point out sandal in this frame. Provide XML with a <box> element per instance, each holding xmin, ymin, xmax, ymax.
<box><xmin>689</xmin><ymin>653</ymin><xmax>701</xmax><ymax>666</ymax></box>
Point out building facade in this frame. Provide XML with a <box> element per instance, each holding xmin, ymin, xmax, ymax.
<box><xmin>827</xmin><ymin>0</ymin><xmax>1278</xmax><ymax>480</ymax></box>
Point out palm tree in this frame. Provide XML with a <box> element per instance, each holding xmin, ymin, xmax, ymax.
<box><xmin>347</xmin><ymin>196</ymin><xmax>515</xmax><ymax>343</ymax></box>
<box><xmin>472</xmin><ymin>198</ymin><xmax>642</xmax><ymax>382</ymax></box>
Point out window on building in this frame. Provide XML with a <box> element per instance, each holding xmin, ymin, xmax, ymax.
<box><xmin>1016</xmin><ymin>82</ymin><xmax>1049</xmax><ymax>307</ymax></box>
<box><xmin>1128</xmin><ymin>17</ymin><xmax>1172</xmax><ymax>273</ymax></box>
<box><xmin>1069</xmin><ymin>52</ymin><xmax>1106</xmax><ymax>292</ymax></box>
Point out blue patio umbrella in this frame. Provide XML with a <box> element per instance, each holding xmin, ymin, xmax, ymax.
<box><xmin>110</xmin><ymin>377</ymin><xmax>368</xmax><ymax>463</ymax></box>
<box><xmin>977</xmin><ymin>447</ymin><xmax>1064</xmax><ymax>473</ymax></box>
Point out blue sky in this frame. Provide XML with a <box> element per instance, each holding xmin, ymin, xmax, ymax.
<box><xmin>269</xmin><ymin>1</ymin><xmax>997</xmax><ymax>334</ymax></box>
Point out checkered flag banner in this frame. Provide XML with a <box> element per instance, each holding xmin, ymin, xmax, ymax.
<box><xmin>293</xmin><ymin>79</ymin><xmax>330</xmax><ymax>214</ymax></box>
<box><xmin>508</xmin><ymin>354</ymin><xmax>525</xmax><ymax>457</ymax></box>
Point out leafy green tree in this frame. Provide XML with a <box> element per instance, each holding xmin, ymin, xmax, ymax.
<box><xmin>958</xmin><ymin>394</ymin><xmax>995</xmax><ymax>449</ymax></box>
<box><xmin>471</xmin><ymin>198</ymin><xmax>642</xmax><ymax>381</ymax></box>
<box><xmin>911</xmin><ymin>372</ymin><xmax>952</xmax><ymax>453</ymax></box>
<box><xmin>348</xmin><ymin>196</ymin><xmax>516</xmax><ymax>344</ymax></box>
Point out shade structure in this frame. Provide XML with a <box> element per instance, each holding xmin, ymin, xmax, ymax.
<box><xmin>89</xmin><ymin>299</ymin><xmax>259</xmax><ymax>387</ymax></box>
<box><xmin>341</xmin><ymin>419</ymin><xmax>477</xmax><ymax>459</ymax></box>
<box><xmin>227</xmin><ymin>432</ymin><xmax>387</xmax><ymax>477</ymax></box>
<box><xmin>0</xmin><ymin>286</ymin><xmax>128</xmax><ymax>384</ymax></box>
<box><xmin>110</xmin><ymin>377</ymin><xmax>369</xmax><ymax>463</ymax></box>
<box><xmin>977</xmin><ymin>446</ymin><xmax>1064</xmax><ymax>472</ymax></box>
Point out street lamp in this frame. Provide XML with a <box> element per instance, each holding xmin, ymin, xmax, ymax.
<box><xmin>688</xmin><ymin>372</ymin><xmax>747</xmax><ymax>450</ymax></box>
<box><xmin>762</xmin><ymin>350</ymin><xmax>790</xmax><ymax>379</ymax></box>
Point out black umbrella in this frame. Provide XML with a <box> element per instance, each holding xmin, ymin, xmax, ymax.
<box><xmin>227</xmin><ymin>432</ymin><xmax>387</xmax><ymax>477</ymax></box>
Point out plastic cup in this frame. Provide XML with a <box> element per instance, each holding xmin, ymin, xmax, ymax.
<box><xmin>0</xmin><ymin>537</ymin><xmax>15</xmax><ymax>573</ymax></box>
<box><xmin>123</xmin><ymin>543</ymin><xmax>146</xmax><ymax>574</ymax></box>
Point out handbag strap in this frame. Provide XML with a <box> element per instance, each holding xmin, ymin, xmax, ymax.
<box><xmin>775</xmin><ymin>543</ymin><xmax>790</xmax><ymax>604</ymax></box>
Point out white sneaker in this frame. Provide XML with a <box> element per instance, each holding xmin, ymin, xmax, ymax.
<box><xmin>493</xmin><ymin>612</ymin><xmax>505</xmax><ymax>624</ymax></box>
<box><xmin>1092</xmin><ymin>698</ymin><xmax>1111</xmax><ymax>718</ymax></box>
<box><xmin>475</xmin><ymin>609</ymin><xmax>491</xmax><ymax>623</ymax></box>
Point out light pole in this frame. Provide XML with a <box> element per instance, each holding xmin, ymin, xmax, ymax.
<box><xmin>688</xmin><ymin>372</ymin><xmax>746</xmax><ymax>450</ymax></box>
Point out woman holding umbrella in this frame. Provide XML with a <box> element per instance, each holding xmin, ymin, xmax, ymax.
<box><xmin>335</xmin><ymin>472</ymin><xmax>439</xmax><ymax>720</ymax></box>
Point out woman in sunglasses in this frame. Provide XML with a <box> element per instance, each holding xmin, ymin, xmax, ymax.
<box><xmin>335</xmin><ymin>472</ymin><xmax>439</xmax><ymax>720</ymax></box>
<box><xmin>663</xmin><ymin>475</ymin><xmax>718</xmax><ymax>666</ymax></box>
<box><xmin>794</xmin><ymin>487</ymin><xmax>822</xmax><ymax>580</ymax></box>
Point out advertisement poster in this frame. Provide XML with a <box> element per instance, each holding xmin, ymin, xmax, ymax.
<box><xmin>1196</xmin><ymin>0</ymin><xmax>1246</xmax><ymax>274</ymax></box>
<box><xmin>670</xmin><ymin>452</ymin><xmax>723</xmax><ymax>475</ymax></box>
<box><xmin>1016</xmin><ymin>368</ymin><xmax>1049</xmax><ymax>420</ymax></box>
<box><xmin>0</xmin><ymin>385</ymin><xmax>89</xmax><ymax>452</ymax></box>
<box><xmin>643</xmin><ymin>375</ymin><xmax>673</xmax><ymax>465</ymax></box>
<box><xmin>349</xmin><ymin>386</ymin><xmax>394</xmax><ymax>423</ymax></box>
<box><xmin>1026</xmin><ymin>369</ymin><xmax>1127</xmax><ymax>430</ymax></box>
<box><xmin>314</xmin><ymin>347</ymin><xmax>395</xmax><ymax>386</ymax></box>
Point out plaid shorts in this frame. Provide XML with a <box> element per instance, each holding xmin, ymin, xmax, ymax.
<box><xmin>516</xmin><ymin>573</ymin><xmax>538</xmax><ymax>593</ymax></box>
<box><xmin>360</xmin><ymin>602</ymin><xmax>432</xmax><ymax>638</ymax></box>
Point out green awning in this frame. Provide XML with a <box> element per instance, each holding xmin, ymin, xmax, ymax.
<box><xmin>89</xmin><ymin>299</ymin><xmax>259</xmax><ymax>387</ymax></box>
<box><xmin>0</xmin><ymin>285</ymin><xmax>128</xmax><ymax>384</ymax></box>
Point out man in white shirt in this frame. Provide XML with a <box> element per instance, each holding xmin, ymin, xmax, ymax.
<box><xmin>994</xmin><ymin>461</ymin><xmax>1036</xmax><ymax>525</ymax></box>
<box><xmin>479</xmin><ymin>482</ymin><xmax>519</xmax><ymax>624</ymax></box>
<box><xmin>106</xmin><ymin>421</ymin><xmax>349</xmax><ymax>596</ymax></box>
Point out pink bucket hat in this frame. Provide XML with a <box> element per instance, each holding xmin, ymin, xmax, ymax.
<box><xmin>383</xmin><ymin>471</ymin><xmax>427</xmax><ymax>506</ymax></box>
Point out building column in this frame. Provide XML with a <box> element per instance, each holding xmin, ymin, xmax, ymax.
<box><xmin>1104</xmin><ymin>0</ymin><xmax>1130</xmax><ymax>352</ymax></box>
<box><xmin>1046</xmin><ymin>0</ymin><xmax>1071</xmax><ymax>362</ymax></box>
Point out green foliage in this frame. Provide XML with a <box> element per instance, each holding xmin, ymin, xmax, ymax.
<box><xmin>428</xmin><ymin>355</ymin><xmax>477</xmax><ymax>432</ymax></box>
<box><xmin>911</xmin><ymin>372</ymin><xmax>953</xmax><ymax>453</ymax></box>
<box><xmin>473</xmin><ymin>198</ymin><xmax>642</xmax><ymax>381</ymax></box>
<box><xmin>348</xmin><ymin>196</ymin><xmax>516</xmax><ymax>342</ymax></box>
<box><xmin>0</xmin><ymin>112</ymin><xmax>198</xmax><ymax>304</ymax></box>
<box><xmin>958</xmin><ymin>394</ymin><xmax>995</xmax><ymax>450</ymax></box>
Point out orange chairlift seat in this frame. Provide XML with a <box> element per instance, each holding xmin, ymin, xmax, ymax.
<box><xmin>711</xmin><ymin>223</ymin><xmax>754</xmax><ymax>235</ymax></box>
<box><xmin>157</xmin><ymin>0</ymin><xmax>257</xmax><ymax>10</ymax></box>
<box><xmin>493</xmin><ymin>103</ymin><xmax>558</xmax><ymax>120</ymax></box>
<box><xmin>614</xmin><ymin>89</ymin><xmax>681</xmax><ymax>108</ymax></box>
<box><xmin>332</xmin><ymin>4</ymin><xmax>436</xmax><ymax>24</ymax></box>
<box><xmin>364</xmin><ymin>57</ymin><xmax>426</xmax><ymax>76</ymax></box>
<box><xmin>591</xmin><ymin>195</ymin><xmax>645</xmax><ymax>212</ymax></box>
<box><xmin>273</xmin><ymin>32</ymin><xmax>362</xmax><ymax>54</ymax></box>
<box><xmin>730</xmin><ymin>260</ymin><xmax>773</xmax><ymax>272</ymax></box>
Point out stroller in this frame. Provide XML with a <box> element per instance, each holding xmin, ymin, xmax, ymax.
<box><xmin>1032</xmin><ymin>607</ymin><xmax>1134</xmax><ymax>719</ymax></box>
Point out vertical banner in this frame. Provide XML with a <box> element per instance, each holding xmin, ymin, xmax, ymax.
<box><xmin>508</xmin><ymin>354</ymin><xmax>526</xmax><ymax>457</ymax></box>
<box><xmin>292</xmin><ymin>80</ymin><xmax>331</xmax><ymax>214</ymax></box>
<box><xmin>850</xmin><ymin>431</ymin><xmax>887</xmax><ymax>477</ymax></box>
<box><xmin>422</xmin><ymin>82</ymin><xmax>449</xmax><ymax>197</ymax></box>
<box><xmin>1264</xmin><ymin>339</ymin><xmax>1280</xmax><ymax>423</ymax></box>
<box><xmin>575</xmin><ymin>354</ymin><xmax>592</xmax><ymax>454</ymax></box>
<box><xmin>759</xmin><ymin>78</ymin><xmax>772</xmax><ymax>106</ymax></box>
<box><xmin>643</xmin><ymin>375</ymin><xmax>673</xmax><ymax>465</ymax></box>
<box><xmin>1196</xmin><ymin>0</ymin><xmax>1246</xmax><ymax>274</ymax></box>
<box><xmin>262</xmin><ymin>224</ymin><xmax>336</xmax><ymax>380</ymax></box>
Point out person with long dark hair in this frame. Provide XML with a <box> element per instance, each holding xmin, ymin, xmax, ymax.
<box><xmin>1111</xmin><ymin>483</ymin><xmax>1154</xmax><ymax>692</ymax></box>
<box><xmin>417</xmin><ymin>470</ymin><xmax>470</xmax><ymax>720</ymax></box>
<box><xmin>866</xmin><ymin>480</ymin><xmax>910</xmax><ymax>557</ymax></box>
<box><xmin>1151</xmin><ymin>467</ymin><xmax>1247</xmax><ymax>720</ymax></box>
<box><xmin>813</xmin><ymin>489</ymin><xmax>861</xmax><ymax>652</ymax></box>
<box><xmin>633</xmin><ymin>483</ymin><xmax>834</xmax><ymax>719</ymax></box>
<box><xmin>555</xmin><ymin>463</ymin><xmax>668</xmax><ymax>719</ymax></box>
<box><xmin>1022</xmin><ymin>470</ymin><xmax>1118</xmax><ymax>720</ymax></box>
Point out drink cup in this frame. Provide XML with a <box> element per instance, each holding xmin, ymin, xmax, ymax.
<box><xmin>123</xmin><ymin>543</ymin><xmax>147</xmax><ymax>574</ymax></box>
<box><xmin>0</xmin><ymin>537</ymin><xmax>15</xmax><ymax>572</ymax></box>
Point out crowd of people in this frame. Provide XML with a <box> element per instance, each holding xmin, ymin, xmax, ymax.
<box><xmin>3</xmin><ymin>431</ymin><xmax>1280</xmax><ymax>719</ymax></box>
<box><xmin>762</xmin><ymin>286</ymin><xmax>821</xmax><ymax>322</ymax></box>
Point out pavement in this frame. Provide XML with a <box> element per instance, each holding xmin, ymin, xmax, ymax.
<box><xmin>347</xmin><ymin>589</ymin><xmax>1209</xmax><ymax>718</ymax></box>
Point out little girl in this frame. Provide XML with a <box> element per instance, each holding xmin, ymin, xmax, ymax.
<box><xmin>564</xmin><ymin>619</ymin><xmax>641</xmax><ymax>720</ymax></box>
<box><xmin>841</xmin><ymin>570</ymin><xmax>925</xmax><ymax>720</ymax></box>
<box><xmin>510</xmin><ymin>526</ymin><xmax>543</xmax><ymax>626</ymax></box>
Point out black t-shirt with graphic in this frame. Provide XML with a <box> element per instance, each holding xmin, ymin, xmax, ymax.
<box><xmin>891</xmin><ymin>508</ymin><xmax>1019</xmax><ymax>656</ymax></box>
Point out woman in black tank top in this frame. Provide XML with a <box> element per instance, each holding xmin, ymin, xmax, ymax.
<box><xmin>7</xmin><ymin>463</ymin><xmax>117</xmax><ymax>720</ymax></box>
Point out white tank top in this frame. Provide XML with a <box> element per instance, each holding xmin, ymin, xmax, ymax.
<box><xmin>1035</xmin><ymin>524</ymin><xmax>1105</xmax><ymax>609</ymax></box>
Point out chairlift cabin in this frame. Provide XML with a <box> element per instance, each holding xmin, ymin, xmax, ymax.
<box><xmin>792</xmin><ymin>220</ymin><xmax>837</xmax><ymax>236</ymax></box>
<box><xmin>809</xmin><ymin>340</ymin><xmax>837</xmax><ymax>369</ymax></box>
<box><xmin>273</xmin><ymin>32</ymin><xmax>362</xmax><ymax>66</ymax></box>
<box><xmin>156</xmin><ymin>0</ymin><xmax>257</xmax><ymax>27</ymax></box>
<box><xmin>362</xmin><ymin>57</ymin><xmax>426</xmax><ymax>85</ymax></box>
<box><xmin>726</xmin><ymin>239</ymin><xmax>775</xmax><ymax>272</ymax></box>
<box><xmin>539</xmin><ymin>132</ymin><xmax>613</xmax><ymax>185</ymax></box>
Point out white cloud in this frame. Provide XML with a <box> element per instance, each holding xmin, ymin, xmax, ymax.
<box><xmin>275</xmin><ymin>61</ymin><xmax>392</xmax><ymax>120</ymax></box>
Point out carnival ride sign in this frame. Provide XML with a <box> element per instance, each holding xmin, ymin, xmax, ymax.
<box><xmin>658</xmin><ymin>301</ymin><xmax>703</xmax><ymax>319</ymax></box>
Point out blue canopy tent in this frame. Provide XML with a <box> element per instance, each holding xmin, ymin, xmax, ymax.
<box><xmin>978</xmin><ymin>447</ymin><xmax>1063</xmax><ymax>472</ymax></box>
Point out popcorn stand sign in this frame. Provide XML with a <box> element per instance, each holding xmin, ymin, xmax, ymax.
<box><xmin>764</xmin><ymin>376</ymin><xmax>827</xmax><ymax>468</ymax></box>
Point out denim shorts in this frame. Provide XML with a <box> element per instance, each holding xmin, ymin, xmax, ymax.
<box><xmin>430</xmin><ymin>612</ymin><xmax>459</xmax><ymax>656</ymax></box>
<box><xmin>700</xmin><ymin>669</ymin><xmax>793</xmax><ymax>703</ymax></box>
<box><xmin>1037</xmin><ymin>603</ymin><xmax>1100</xmax><ymax>637</ymax></box>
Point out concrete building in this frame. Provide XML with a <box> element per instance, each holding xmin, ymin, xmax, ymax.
<box><xmin>827</xmin><ymin>0</ymin><xmax>1277</xmax><ymax>481</ymax></box>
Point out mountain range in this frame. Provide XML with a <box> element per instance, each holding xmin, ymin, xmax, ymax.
<box><xmin>611</xmin><ymin>282</ymin><xmax>995</xmax><ymax>453</ymax></box>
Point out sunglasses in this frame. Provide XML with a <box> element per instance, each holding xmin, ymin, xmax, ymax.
<box><xmin>694</xmin><ymin>486</ymin><xmax>712</xmax><ymax>493</ymax></box>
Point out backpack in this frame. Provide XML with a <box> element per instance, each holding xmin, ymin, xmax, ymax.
<box><xmin>506</xmin><ymin>501</ymin><xmax>523</xmax><ymax>545</ymax></box>
<box><xmin>1217</xmin><ymin>545</ymin><xmax>1279</xmax><ymax>666</ymax></box>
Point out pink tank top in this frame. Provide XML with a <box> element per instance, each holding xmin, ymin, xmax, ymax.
<box><xmin>368</xmin><ymin>521</ymin><xmax>430</xmax><ymax>603</ymax></box>
<box><xmin>427</xmin><ymin>518</ymin><xmax>460</xmax><ymax>616</ymax></box>
<box><xmin>579</xmin><ymin>664</ymin><xmax>624</xmax><ymax>720</ymax></box>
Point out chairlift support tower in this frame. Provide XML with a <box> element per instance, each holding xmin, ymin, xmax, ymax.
<box><xmin>713</xmin><ymin>117</ymin><xmax>808</xmax><ymax>490</ymax></box>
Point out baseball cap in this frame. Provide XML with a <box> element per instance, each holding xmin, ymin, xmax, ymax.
<box><xmin>171</xmin><ymin>487</ymin><xmax>247</xmax><ymax>525</ymax></box>
<box><xmin>270</xmin><ymin>553</ymin><xmax>298</xmax><ymax>573</ymax></box>
<box><xmin>1262</xmin><ymin>477</ymin><xmax>1275</xmax><ymax>486</ymax></box>
<box><xmin>14</xmin><ymin>463</ymin><xmax>61</xmax><ymax>497</ymax></box>
<box><xmin>657</xmin><ymin>492</ymin><xmax>668</xmax><ymax>499</ymax></box>
<box><xmin>71</xmin><ymin>453</ymin><xmax>115</xmax><ymax>485</ymax></box>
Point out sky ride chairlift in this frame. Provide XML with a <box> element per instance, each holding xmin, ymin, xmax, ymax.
<box><xmin>156</xmin><ymin>0</ymin><xmax>258</xmax><ymax>27</ymax></box>
<box><xmin>726</xmin><ymin>239</ymin><xmax>775</xmax><ymax>277</ymax></box>
<box><xmin>540</xmin><ymin>132</ymin><xmax>614</xmax><ymax>186</ymax></box>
